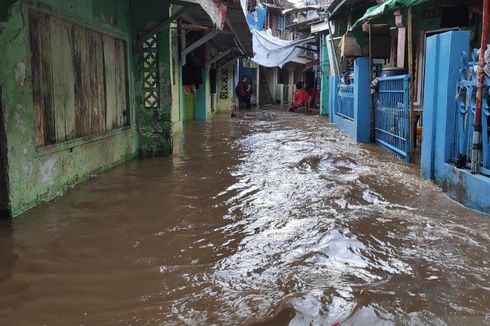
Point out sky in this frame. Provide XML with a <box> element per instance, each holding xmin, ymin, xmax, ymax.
<box><xmin>289</xmin><ymin>0</ymin><xmax>305</xmax><ymax>7</ymax></box>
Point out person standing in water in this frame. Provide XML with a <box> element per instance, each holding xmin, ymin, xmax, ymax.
<box><xmin>236</xmin><ymin>75</ymin><xmax>252</xmax><ymax>109</ymax></box>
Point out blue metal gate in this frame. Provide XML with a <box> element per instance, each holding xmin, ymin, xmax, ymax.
<box><xmin>336</xmin><ymin>83</ymin><xmax>354</xmax><ymax>120</ymax></box>
<box><xmin>374</xmin><ymin>75</ymin><xmax>411</xmax><ymax>162</ymax></box>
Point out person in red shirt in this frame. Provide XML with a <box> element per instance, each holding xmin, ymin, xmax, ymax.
<box><xmin>288</xmin><ymin>82</ymin><xmax>309</xmax><ymax>112</ymax></box>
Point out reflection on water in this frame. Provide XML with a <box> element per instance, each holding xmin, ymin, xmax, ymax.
<box><xmin>0</xmin><ymin>109</ymin><xmax>489</xmax><ymax>325</ymax></box>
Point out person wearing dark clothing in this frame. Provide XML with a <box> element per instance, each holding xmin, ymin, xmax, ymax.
<box><xmin>235</xmin><ymin>75</ymin><xmax>252</xmax><ymax>110</ymax></box>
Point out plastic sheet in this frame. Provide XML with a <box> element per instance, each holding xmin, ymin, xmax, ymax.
<box><xmin>251</xmin><ymin>29</ymin><xmax>315</xmax><ymax>68</ymax></box>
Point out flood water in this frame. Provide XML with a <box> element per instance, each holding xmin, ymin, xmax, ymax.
<box><xmin>0</xmin><ymin>108</ymin><xmax>489</xmax><ymax>325</ymax></box>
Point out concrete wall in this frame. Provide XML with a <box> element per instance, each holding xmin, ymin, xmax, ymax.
<box><xmin>0</xmin><ymin>0</ymin><xmax>140</xmax><ymax>217</ymax></box>
<box><xmin>420</xmin><ymin>31</ymin><xmax>490</xmax><ymax>214</ymax></box>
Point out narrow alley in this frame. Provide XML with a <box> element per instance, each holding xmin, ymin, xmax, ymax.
<box><xmin>1</xmin><ymin>108</ymin><xmax>488</xmax><ymax>325</ymax></box>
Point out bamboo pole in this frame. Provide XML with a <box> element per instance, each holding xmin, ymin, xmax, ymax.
<box><xmin>369</xmin><ymin>23</ymin><xmax>375</xmax><ymax>142</ymax></box>
<box><xmin>326</xmin><ymin>16</ymin><xmax>341</xmax><ymax>76</ymax></box>
<box><xmin>471</xmin><ymin>0</ymin><xmax>489</xmax><ymax>173</ymax></box>
<box><xmin>407</xmin><ymin>7</ymin><xmax>415</xmax><ymax>162</ymax></box>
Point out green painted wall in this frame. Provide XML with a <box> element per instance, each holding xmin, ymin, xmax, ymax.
<box><xmin>183</xmin><ymin>94</ymin><xmax>195</xmax><ymax>121</ymax></box>
<box><xmin>195</xmin><ymin>69</ymin><xmax>209</xmax><ymax>121</ymax></box>
<box><xmin>130</xmin><ymin>0</ymin><xmax>173</xmax><ymax>156</ymax></box>
<box><xmin>320</xmin><ymin>32</ymin><xmax>330</xmax><ymax>117</ymax></box>
<box><xmin>0</xmin><ymin>0</ymin><xmax>139</xmax><ymax>217</ymax></box>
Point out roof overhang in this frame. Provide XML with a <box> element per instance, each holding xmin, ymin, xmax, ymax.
<box><xmin>311</xmin><ymin>20</ymin><xmax>330</xmax><ymax>33</ymax></box>
<box><xmin>327</xmin><ymin>0</ymin><xmax>373</xmax><ymax>17</ymax></box>
<box><xmin>282</xmin><ymin>5</ymin><xmax>322</xmax><ymax>15</ymax></box>
<box><xmin>259</xmin><ymin>2</ymin><xmax>283</xmax><ymax>12</ymax></box>
<box><xmin>286</xmin><ymin>17</ymin><xmax>323</xmax><ymax>32</ymax></box>
<box><xmin>176</xmin><ymin>0</ymin><xmax>253</xmax><ymax>57</ymax></box>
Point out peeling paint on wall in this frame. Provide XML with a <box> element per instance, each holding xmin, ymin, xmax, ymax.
<box><xmin>40</xmin><ymin>156</ymin><xmax>56</xmax><ymax>184</ymax></box>
<box><xmin>0</xmin><ymin>0</ymin><xmax>139</xmax><ymax>217</ymax></box>
<box><xmin>14</xmin><ymin>62</ymin><xmax>25</xmax><ymax>87</ymax></box>
<box><xmin>14</xmin><ymin>112</ymin><xmax>25</xmax><ymax>133</ymax></box>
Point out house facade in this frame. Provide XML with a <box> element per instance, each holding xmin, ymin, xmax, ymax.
<box><xmin>246</xmin><ymin>0</ymin><xmax>322</xmax><ymax>109</ymax></box>
<box><xmin>322</xmin><ymin>0</ymin><xmax>490</xmax><ymax>213</ymax></box>
<box><xmin>0</xmin><ymin>0</ymin><xmax>252</xmax><ymax>217</ymax></box>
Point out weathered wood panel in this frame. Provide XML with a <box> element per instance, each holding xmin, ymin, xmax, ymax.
<box><xmin>72</xmin><ymin>24</ymin><xmax>91</xmax><ymax>137</ymax></box>
<box><xmin>60</xmin><ymin>20</ymin><xmax>76</xmax><ymax>141</ymax></box>
<box><xmin>30</xmin><ymin>10</ymin><xmax>129</xmax><ymax>146</ymax></box>
<box><xmin>89</xmin><ymin>32</ymin><xmax>106</xmax><ymax>134</ymax></box>
<box><xmin>50</xmin><ymin>18</ymin><xmax>67</xmax><ymax>142</ymax></box>
<box><xmin>30</xmin><ymin>11</ymin><xmax>55</xmax><ymax>146</ymax></box>
<box><xmin>30</xmin><ymin>11</ymin><xmax>46</xmax><ymax>147</ymax></box>
<box><xmin>103</xmin><ymin>36</ymin><xmax>117</xmax><ymax>131</ymax></box>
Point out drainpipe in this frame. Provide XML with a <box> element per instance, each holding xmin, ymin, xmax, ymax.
<box><xmin>471</xmin><ymin>0</ymin><xmax>489</xmax><ymax>173</ymax></box>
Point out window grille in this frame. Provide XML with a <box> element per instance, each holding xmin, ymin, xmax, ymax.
<box><xmin>142</xmin><ymin>34</ymin><xmax>160</xmax><ymax>109</ymax></box>
<box><xmin>219</xmin><ymin>69</ymin><xmax>229</xmax><ymax>99</ymax></box>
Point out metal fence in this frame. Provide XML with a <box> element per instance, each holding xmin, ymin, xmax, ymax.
<box><xmin>374</xmin><ymin>75</ymin><xmax>411</xmax><ymax>162</ymax></box>
<box><xmin>336</xmin><ymin>83</ymin><xmax>355</xmax><ymax>120</ymax></box>
<box><xmin>454</xmin><ymin>50</ymin><xmax>490</xmax><ymax>177</ymax></box>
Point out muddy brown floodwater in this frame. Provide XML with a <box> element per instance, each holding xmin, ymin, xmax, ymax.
<box><xmin>0</xmin><ymin>108</ymin><xmax>489</xmax><ymax>326</ymax></box>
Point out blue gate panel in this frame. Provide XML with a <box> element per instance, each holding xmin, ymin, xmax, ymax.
<box><xmin>374</xmin><ymin>75</ymin><xmax>411</xmax><ymax>162</ymax></box>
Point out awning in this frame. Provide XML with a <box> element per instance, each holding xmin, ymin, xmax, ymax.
<box><xmin>350</xmin><ymin>0</ymin><xmax>429</xmax><ymax>47</ymax></box>
<box><xmin>198</xmin><ymin>0</ymin><xmax>228</xmax><ymax>30</ymax></box>
<box><xmin>351</xmin><ymin>0</ymin><xmax>429</xmax><ymax>30</ymax></box>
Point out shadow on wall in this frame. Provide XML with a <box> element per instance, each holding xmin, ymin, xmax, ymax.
<box><xmin>0</xmin><ymin>4</ymin><xmax>15</xmax><ymax>217</ymax></box>
<box><xmin>0</xmin><ymin>86</ymin><xmax>10</xmax><ymax>218</ymax></box>
<box><xmin>0</xmin><ymin>0</ymin><xmax>16</xmax><ymax>21</ymax></box>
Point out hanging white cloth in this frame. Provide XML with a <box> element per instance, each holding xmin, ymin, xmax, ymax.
<box><xmin>251</xmin><ymin>29</ymin><xmax>315</xmax><ymax>68</ymax></box>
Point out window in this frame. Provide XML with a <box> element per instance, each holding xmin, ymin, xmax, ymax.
<box><xmin>219</xmin><ymin>69</ymin><xmax>229</xmax><ymax>99</ymax></box>
<box><xmin>29</xmin><ymin>10</ymin><xmax>130</xmax><ymax>147</ymax></box>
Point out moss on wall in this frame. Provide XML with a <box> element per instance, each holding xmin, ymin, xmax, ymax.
<box><xmin>0</xmin><ymin>0</ymin><xmax>138</xmax><ymax>217</ymax></box>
